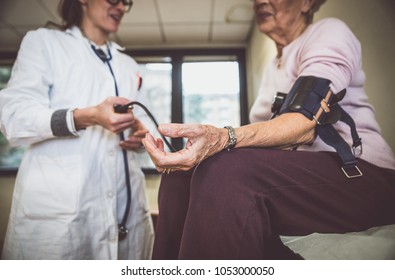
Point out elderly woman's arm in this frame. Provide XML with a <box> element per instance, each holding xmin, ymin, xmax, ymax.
<box><xmin>237</xmin><ymin>112</ymin><xmax>316</xmax><ymax>149</ymax></box>
<box><xmin>142</xmin><ymin>112</ymin><xmax>316</xmax><ymax>172</ymax></box>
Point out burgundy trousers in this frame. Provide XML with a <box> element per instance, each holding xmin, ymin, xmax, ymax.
<box><xmin>152</xmin><ymin>148</ymin><xmax>395</xmax><ymax>260</ymax></box>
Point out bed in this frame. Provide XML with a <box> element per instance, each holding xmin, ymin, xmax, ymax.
<box><xmin>280</xmin><ymin>224</ymin><xmax>395</xmax><ymax>259</ymax></box>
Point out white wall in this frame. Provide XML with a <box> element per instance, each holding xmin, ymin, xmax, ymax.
<box><xmin>247</xmin><ymin>0</ymin><xmax>395</xmax><ymax>152</ymax></box>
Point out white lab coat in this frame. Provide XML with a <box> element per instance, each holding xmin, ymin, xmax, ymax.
<box><xmin>0</xmin><ymin>27</ymin><xmax>154</xmax><ymax>259</ymax></box>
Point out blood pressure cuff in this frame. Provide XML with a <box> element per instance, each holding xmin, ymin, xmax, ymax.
<box><xmin>277</xmin><ymin>76</ymin><xmax>363</xmax><ymax>178</ymax></box>
<box><xmin>279</xmin><ymin>76</ymin><xmax>346</xmax><ymax>124</ymax></box>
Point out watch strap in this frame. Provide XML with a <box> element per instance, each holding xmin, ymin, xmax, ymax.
<box><xmin>224</xmin><ymin>126</ymin><xmax>237</xmax><ymax>151</ymax></box>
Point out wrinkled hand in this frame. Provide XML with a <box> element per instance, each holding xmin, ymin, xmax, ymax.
<box><xmin>119</xmin><ymin>118</ymin><xmax>149</xmax><ymax>151</ymax></box>
<box><xmin>142</xmin><ymin>123</ymin><xmax>228</xmax><ymax>172</ymax></box>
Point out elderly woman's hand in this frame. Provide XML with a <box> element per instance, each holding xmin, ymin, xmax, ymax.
<box><xmin>142</xmin><ymin>123</ymin><xmax>228</xmax><ymax>172</ymax></box>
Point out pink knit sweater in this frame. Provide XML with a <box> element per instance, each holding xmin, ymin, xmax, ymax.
<box><xmin>249</xmin><ymin>18</ymin><xmax>395</xmax><ymax>170</ymax></box>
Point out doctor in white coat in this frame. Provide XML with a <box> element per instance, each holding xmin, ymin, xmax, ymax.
<box><xmin>0</xmin><ymin>0</ymin><xmax>154</xmax><ymax>259</ymax></box>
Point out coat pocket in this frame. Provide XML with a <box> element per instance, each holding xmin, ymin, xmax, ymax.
<box><xmin>21</xmin><ymin>154</ymin><xmax>82</xmax><ymax>219</ymax></box>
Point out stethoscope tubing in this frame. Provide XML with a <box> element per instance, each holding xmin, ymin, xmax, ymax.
<box><xmin>91</xmin><ymin>44</ymin><xmax>131</xmax><ymax>240</ymax></box>
<box><xmin>91</xmin><ymin>43</ymin><xmax>176</xmax><ymax>241</ymax></box>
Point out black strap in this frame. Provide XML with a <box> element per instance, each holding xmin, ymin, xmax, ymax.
<box><xmin>316</xmin><ymin>124</ymin><xmax>357</xmax><ymax>167</ymax></box>
<box><xmin>333</xmin><ymin>104</ymin><xmax>362</xmax><ymax>150</ymax></box>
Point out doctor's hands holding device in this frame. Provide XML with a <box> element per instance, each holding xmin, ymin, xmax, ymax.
<box><xmin>73</xmin><ymin>96</ymin><xmax>148</xmax><ymax>151</ymax></box>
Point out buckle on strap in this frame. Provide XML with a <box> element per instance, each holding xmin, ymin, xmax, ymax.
<box><xmin>353</xmin><ymin>143</ymin><xmax>363</xmax><ymax>157</ymax></box>
<box><xmin>341</xmin><ymin>165</ymin><xmax>363</xmax><ymax>179</ymax></box>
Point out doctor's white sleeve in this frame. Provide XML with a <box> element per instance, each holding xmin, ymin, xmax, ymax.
<box><xmin>0</xmin><ymin>30</ymin><xmax>64</xmax><ymax>146</ymax></box>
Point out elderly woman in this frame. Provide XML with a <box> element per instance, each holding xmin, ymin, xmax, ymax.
<box><xmin>143</xmin><ymin>0</ymin><xmax>395</xmax><ymax>259</ymax></box>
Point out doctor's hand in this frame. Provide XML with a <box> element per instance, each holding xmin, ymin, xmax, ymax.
<box><xmin>119</xmin><ymin>118</ymin><xmax>149</xmax><ymax>151</ymax></box>
<box><xmin>74</xmin><ymin>97</ymin><xmax>136</xmax><ymax>133</ymax></box>
<box><xmin>142</xmin><ymin>123</ymin><xmax>228</xmax><ymax>172</ymax></box>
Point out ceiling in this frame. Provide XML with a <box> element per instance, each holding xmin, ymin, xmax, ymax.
<box><xmin>0</xmin><ymin>0</ymin><xmax>256</xmax><ymax>52</ymax></box>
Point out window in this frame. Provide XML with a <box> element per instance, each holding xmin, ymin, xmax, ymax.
<box><xmin>0</xmin><ymin>66</ymin><xmax>11</xmax><ymax>89</ymax></box>
<box><xmin>138</xmin><ymin>59</ymin><xmax>172</xmax><ymax>125</ymax></box>
<box><xmin>182</xmin><ymin>60</ymin><xmax>241</xmax><ymax>128</ymax></box>
<box><xmin>0</xmin><ymin>64</ymin><xmax>25</xmax><ymax>173</ymax></box>
<box><xmin>133</xmin><ymin>60</ymin><xmax>173</xmax><ymax>169</ymax></box>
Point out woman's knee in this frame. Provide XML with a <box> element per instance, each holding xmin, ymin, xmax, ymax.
<box><xmin>188</xmin><ymin>150</ymin><xmax>262</xmax><ymax>212</ymax></box>
<box><xmin>191</xmin><ymin>150</ymin><xmax>241</xmax><ymax>194</ymax></box>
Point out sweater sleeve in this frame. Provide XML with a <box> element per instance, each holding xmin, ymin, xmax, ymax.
<box><xmin>296</xmin><ymin>18</ymin><xmax>363</xmax><ymax>93</ymax></box>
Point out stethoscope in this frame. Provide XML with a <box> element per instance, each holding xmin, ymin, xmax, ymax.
<box><xmin>91</xmin><ymin>43</ymin><xmax>175</xmax><ymax>241</ymax></box>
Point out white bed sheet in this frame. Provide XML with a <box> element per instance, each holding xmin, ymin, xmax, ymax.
<box><xmin>280</xmin><ymin>224</ymin><xmax>395</xmax><ymax>260</ymax></box>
